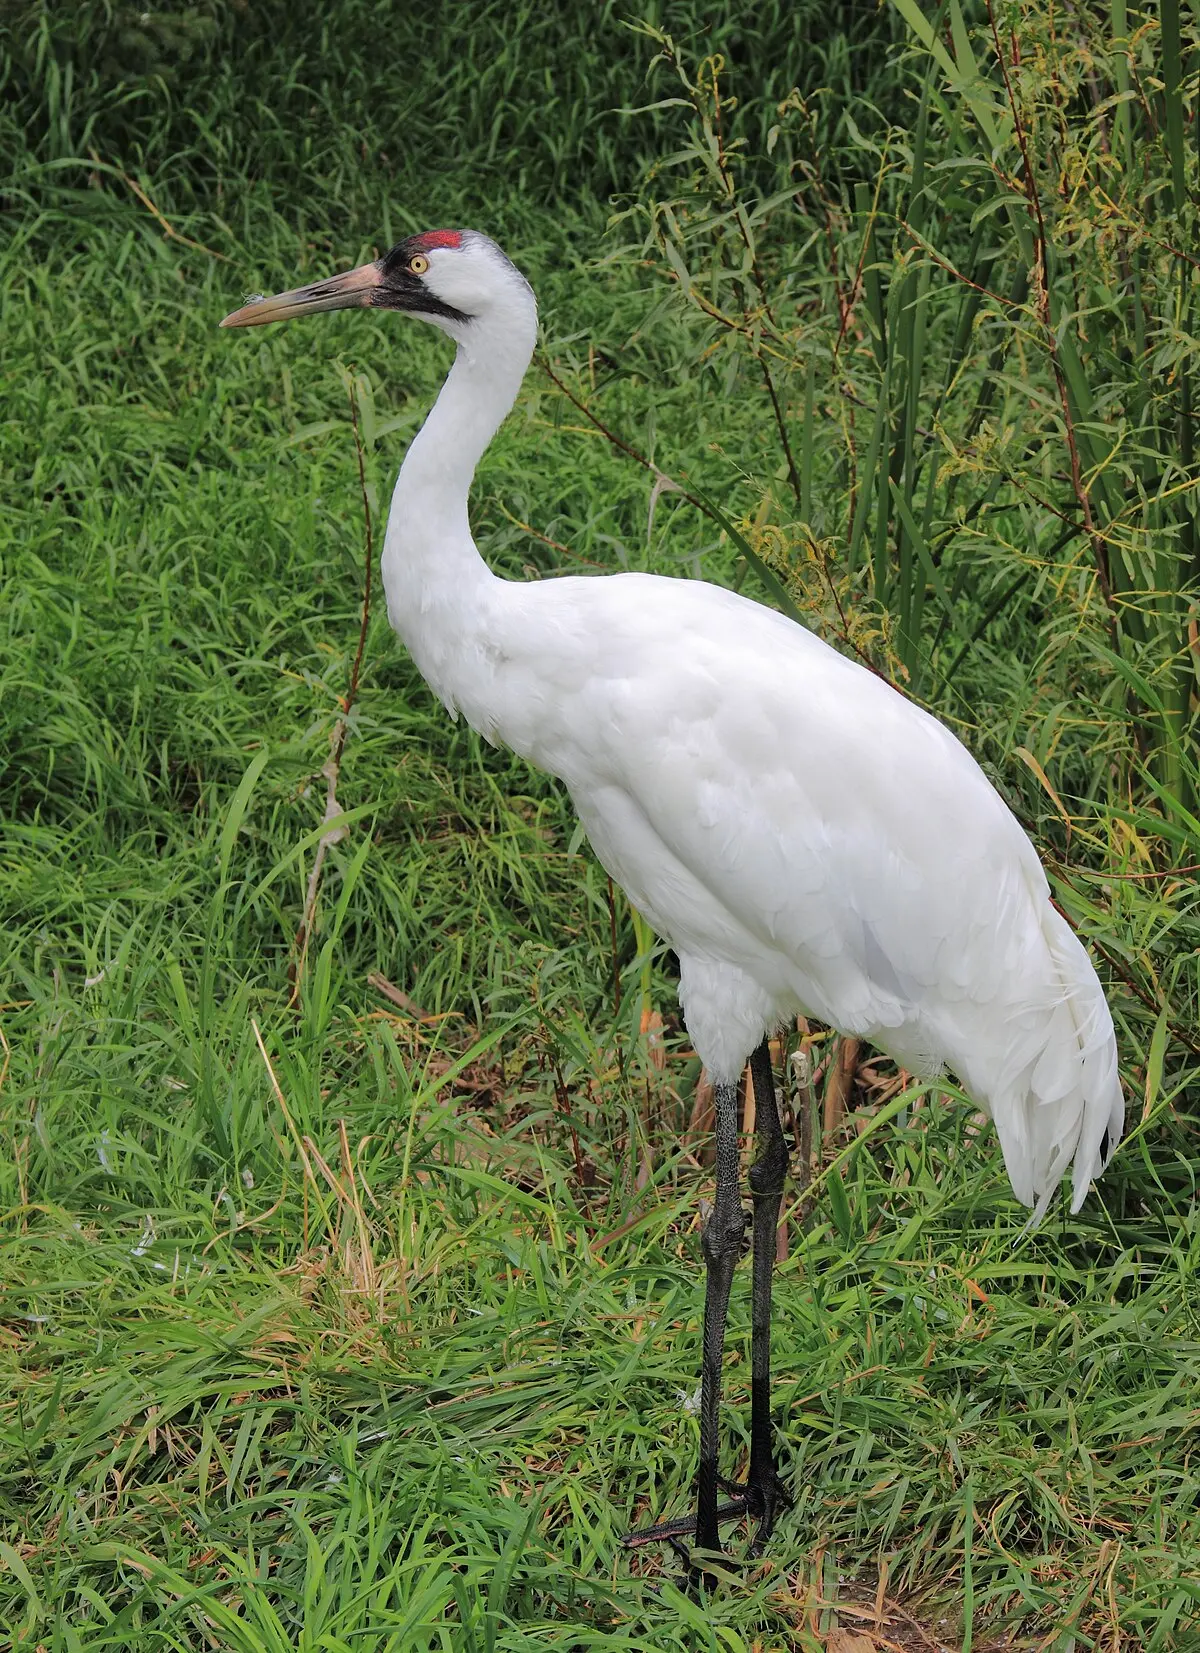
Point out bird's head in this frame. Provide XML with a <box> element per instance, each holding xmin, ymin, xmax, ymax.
<box><xmin>220</xmin><ymin>229</ymin><xmax>535</xmax><ymax>349</ymax></box>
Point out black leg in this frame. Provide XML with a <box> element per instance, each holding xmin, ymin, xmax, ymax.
<box><xmin>622</xmin><ymin>1052</ymin><xmax>789</xmax><ymax>1567</ymax></box>
<box><xmin>693</xmin><ymin>1077</ymin><xmax>746</xmax><ymax>1555</ymax></box>
<box><xmin>620</xmin><ymin>1074</ymin><xmax>748</xmax><ymax>1563</ymax></box>
<box><xmin>745</xmin><ymin>1037</ymin><xmax>791</xmax><ymax>1548</ymax></box>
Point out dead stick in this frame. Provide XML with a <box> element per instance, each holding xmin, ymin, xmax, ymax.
<box><xmin>824</xmin><ymin>1035</ymin><xmax>860</xmax><ymax>1141</ymax></box>
<box><xmin>88</xmin><ymin>149</ymin><xmax>230</xmax><ymax>261</ymax></box>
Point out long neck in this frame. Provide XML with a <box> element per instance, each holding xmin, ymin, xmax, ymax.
<box><xmin>380</xmin><ymin>314</ymin><xmax>534</xmax><ymax>713</ymax></box>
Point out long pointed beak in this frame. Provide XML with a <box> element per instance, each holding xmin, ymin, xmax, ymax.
<box><xmin>220</xmin><ymin>260</ymin><xmax>384</xmax><ymax>328</ymax></box>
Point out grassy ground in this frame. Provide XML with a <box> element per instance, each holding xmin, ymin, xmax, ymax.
<box><xmin>4</xmin><ymin>4</ymin><xmax>1200</xmax><ymax>1648</ymax></box>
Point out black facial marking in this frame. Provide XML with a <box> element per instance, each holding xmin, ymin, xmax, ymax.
<box><xmin>376</xmin><ymin>236</ymin><xmax>472</xmax><ymax>325</ymax></box>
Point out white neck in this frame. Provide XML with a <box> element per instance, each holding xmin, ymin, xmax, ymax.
<box><xmin>380</xmin><ymin>306</ymin><xmax>536</xmax><ymax>717</ymax></box>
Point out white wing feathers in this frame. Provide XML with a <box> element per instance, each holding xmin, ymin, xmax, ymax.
<box><xmin>488</xmin><ymin>571</ymin><xmax>1123</xmax><ymax>1214</ymax></box>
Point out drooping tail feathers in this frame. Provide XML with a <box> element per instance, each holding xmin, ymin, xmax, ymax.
<box><xmin>982</xmin><ymin>903</ymin><xmax>1123</xmax><ymax>1223</ymax></box>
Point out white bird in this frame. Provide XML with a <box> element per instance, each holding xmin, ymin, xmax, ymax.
<box><xmin>222</xmin><ymin>229</ymin><xmax>1124</xmax><ymax>1566</ymax></box>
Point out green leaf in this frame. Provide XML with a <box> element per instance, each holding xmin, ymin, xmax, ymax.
<box><xmin>218</xmin><ymin>748</ymin><xmax>271</xmax><ymax>884</ymax></box>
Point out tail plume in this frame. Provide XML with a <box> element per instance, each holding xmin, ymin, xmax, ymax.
<box><xmin>985</xmin><ymin>905</ymin><xmax>1123</xmax><ymax>1222</ymax></box>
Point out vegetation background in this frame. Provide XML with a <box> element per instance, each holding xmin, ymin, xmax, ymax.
<box><xmin>3</xmin><ymin>1</ymin><xmax>1200</xmax><ymax>1647</ymax></box>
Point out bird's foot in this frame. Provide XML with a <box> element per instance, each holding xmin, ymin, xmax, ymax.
<box><xmin>622</xmin><ymin>1495</ymin><xmax>751</xmax><ymax>1581</ymax></box>
<box><xmin>741</xmin><ymin>1466</ymin><xmax>792</xmax><ymax>1555</ymax></box>
<box><xmin>621</xmin><ymin>1494</ymin><xmax>749</xmax><ymax>1552</ymax></box>
<box><xmin>622</xmin><ymin>1470</ymin><xmax>791</xmax><ymax>1572</ymax></box>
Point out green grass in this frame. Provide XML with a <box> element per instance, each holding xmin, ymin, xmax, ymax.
<box><xmin>4</xmin><ymin>3</ymin><xmax>1200</xmax><ymax>1648</ymax></box>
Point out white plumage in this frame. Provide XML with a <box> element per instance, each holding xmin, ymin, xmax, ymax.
<box><xmin>223</xmin><ymin>228</ymin><xmax>1123</xmax><ymax>1218</ymax></box>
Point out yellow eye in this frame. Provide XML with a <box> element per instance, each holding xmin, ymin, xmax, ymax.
<box><xmin>409</xmin><ymin>253</ymin><xmax>429</xmax><ymax>275</ymax></box>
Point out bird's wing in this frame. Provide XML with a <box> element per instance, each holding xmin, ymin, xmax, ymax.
<box><xmin>491</xmin><ymin>571</ymin><xmax>1122</xmax><ymax>1210</ymax></box>
<box><xmin>513</xmin><ymin>574</ymin><xmax>1040</xmax><ymax>1016</ymax></box>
